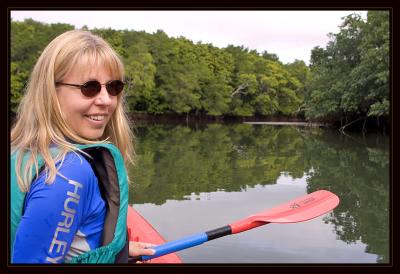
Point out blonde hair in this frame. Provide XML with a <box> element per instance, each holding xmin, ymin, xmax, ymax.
<box><xmin>11</xmin><ymin>30</ymin><xmax>134</xmax><ymax>192</ymax></box>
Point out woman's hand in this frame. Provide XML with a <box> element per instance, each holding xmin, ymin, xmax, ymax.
<box><xmin>128</xmin><ymin>241</ymin><xmax>156</xmax><ymax>263</ymax></box>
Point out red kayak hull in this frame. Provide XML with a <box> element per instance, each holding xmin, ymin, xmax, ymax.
<box><xmin>127</xmin><ymin>206</ymin><xmax>182</xmax><ymax>263</ymax></box>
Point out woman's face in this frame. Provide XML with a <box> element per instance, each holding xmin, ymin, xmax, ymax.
<box><xmin>56</xmin><ymin>65</ymin><xmax>119</xmax><ymax>140</ymax></box>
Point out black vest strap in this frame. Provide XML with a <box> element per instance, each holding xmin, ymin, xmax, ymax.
<box><xmin>81</xmin><ymin>147</ymin><xmax>129</xmax><ymax>263</ymax></box>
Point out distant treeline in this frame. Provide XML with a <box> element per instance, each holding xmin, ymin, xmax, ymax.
<box><xmin>10</xmin><ymin>11</ymin><xmax>389</xmax><ymax>130</ymax></box>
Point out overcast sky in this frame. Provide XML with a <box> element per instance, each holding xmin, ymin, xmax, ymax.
<box><xmin>10</xmin><ymin>10</ymin><xmax>368</xmax><ymax>64</ymax></box>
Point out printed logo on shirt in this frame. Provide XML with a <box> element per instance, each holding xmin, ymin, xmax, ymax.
<box><xmin>46</xmin><ymin>179</ymin><xmax>83</xmax><ymax>263</ymax></box>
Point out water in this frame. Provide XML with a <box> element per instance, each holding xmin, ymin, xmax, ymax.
<box><xmin>128</xmin><ymin>123</ymin><xmax>390</xmax><ymax>264</ymax></box>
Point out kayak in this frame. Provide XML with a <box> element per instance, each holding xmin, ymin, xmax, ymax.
<box><xmin>127</xmin><ymin>205</ymin><xmax>182</xmax><ymax>263</ymax></box>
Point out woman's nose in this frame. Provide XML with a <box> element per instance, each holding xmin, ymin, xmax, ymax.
<box><xmin>94</xmin><ymin>85</ymin><xmax>112</xmax><ymax>105</ymax></box>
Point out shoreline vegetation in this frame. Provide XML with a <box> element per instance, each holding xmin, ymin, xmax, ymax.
<box><xmin>11</xmin><ymin>11</ymin><xmax>389</xmax><ymax>133</ymax></box>
<box><xmin>130</xmin><ymin>112</ymin><xmax>388</xmax><ymax>133</ymax></box>
<box><xmin>130</xmin><ymin>112</ymin><xmax>389</xmax><ymax>133</ymax></box>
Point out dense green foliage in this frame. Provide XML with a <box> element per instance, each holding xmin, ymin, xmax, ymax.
<box><xmin>9</xmin><ymin>18</ymin><xmax>307</xmax><ymax>117</ymax></box>
<box><xmin>305</xmin><ymin>11</ymin><xmax>389</xmax><ymax>129</ymax></box>
<box><xmin>10</xmin><ymin>11</ymin><xmax>389</xmax><ymax>129</ymax></box>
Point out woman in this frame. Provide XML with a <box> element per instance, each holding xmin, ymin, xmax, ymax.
<box><xmin>11</xmin><ymin>30</ymin><xmax>154</xmax><ymax>263</ymax></box>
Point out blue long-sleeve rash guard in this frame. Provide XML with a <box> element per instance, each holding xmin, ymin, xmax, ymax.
<box><xmin>12</xmin><ymin>152</ymin><xmax>106</xmax><ymax>263</ymax></box>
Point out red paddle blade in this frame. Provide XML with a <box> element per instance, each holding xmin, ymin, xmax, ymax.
<box><xmin>230</xmin><ymin>190</ymin><xmax>339</xmax><ymax>234</ymax></box>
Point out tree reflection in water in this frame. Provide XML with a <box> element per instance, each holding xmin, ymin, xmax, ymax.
<box><xmin>129</xmin><ymin>124</ymin><xmax>389</xmax><ymax>263</ymax></box>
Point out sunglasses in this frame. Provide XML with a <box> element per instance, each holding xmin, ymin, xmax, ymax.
<box><xmin>56</xmin><ymin>80</ymin><xmax>125</xmax><ymax>97</ymax></box>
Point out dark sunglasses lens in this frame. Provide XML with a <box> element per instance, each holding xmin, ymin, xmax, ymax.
<box><xmin>81</xmin><ymin>81</ymin><xmax>101</xmax><ymax>97</ymax></box>
<box><xmin>106</xmin><ymin>80</ymin><xmax>124</xmax><ymax>96</ymax></box>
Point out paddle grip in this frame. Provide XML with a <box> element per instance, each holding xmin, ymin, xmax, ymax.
<box><xmin>206</xmin><ymin>225</ymin><xmax>232</xmax><ymax>240</ymax></box>
<box><xmin>141</xmin><ymin>232</ymin><xmax>209</xmax><ymax>261</ymax></box>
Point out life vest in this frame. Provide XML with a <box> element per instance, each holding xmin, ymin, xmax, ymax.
<box><xmin>10</xmin><ymin>143</ymin><xmax>129</xmax><ymax>263</ymax></box>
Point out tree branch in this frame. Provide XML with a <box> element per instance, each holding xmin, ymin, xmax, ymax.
<box><xmin>231</xmin><ymin>83</ymin><xmax>249</xmax><ymax>97</ymax></box>
<box><xmin>339</xmin><ymin>116</ymin><xmax>364</xmax><ymax>133</ymax></box>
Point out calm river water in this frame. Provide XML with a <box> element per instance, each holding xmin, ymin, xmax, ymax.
<box><xmin>128</xmin><ymin>123</ymin><xmax>390</xmax><ymax>264</ymax></box>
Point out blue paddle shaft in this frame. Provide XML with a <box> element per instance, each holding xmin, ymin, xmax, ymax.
<box><xmin>142</xmin><ymin>232</ymin><xmax>208</xmax><ymax>261</ymax></box>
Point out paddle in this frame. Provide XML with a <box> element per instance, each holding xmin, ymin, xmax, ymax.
<box><xmin>131</xmin><ymin>190</ymin><xmax>339</xmax><ymax>262</ymax></box>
